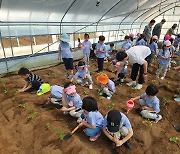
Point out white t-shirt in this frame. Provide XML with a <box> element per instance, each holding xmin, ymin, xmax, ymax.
<box><xmin>126</xmin><ymin>46</ymin><xmax>151</xmax><ymax>65</ymax></box>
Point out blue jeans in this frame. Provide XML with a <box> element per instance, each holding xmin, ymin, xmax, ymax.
<box><xmin>85</xmin><ymin>127</ymin><xmax>102</xmax><ymax>137</ymax></box>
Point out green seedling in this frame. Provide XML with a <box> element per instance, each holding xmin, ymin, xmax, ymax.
<box><xmin>28</xmin><ymin>110</ymin><xmax>38</xmax><ymax>120</ymax></box>
<box><xmin>3</xmin><ymin>89</ymin><xmax>8</xmax><ymax>94</ymax></box>
<box><xmin>84</xmin><ymin>89</ymin><xmax>89</xmax><ymax>95</ymax></box>
<box><xmin>107</xmin><ymin>103</ymin><xmax>115</xmax><ymax>109</ymax></box>
<box><xmin>18</xmin><ymin>103</ymin><xmax>26</xmax><ymax>108</ymax></box>
<box><xmin>63</xmin><ymin>125</ymin><xmax>69</xmax><ymax>128</ymax></box>
<box><xmin>163</xmin><ymin>97</ymin><xmax>171</xmax><ymax>106</ymax></box>
<box><xmin>54</xmin><ymin>129</ymin><xmax>65</xmax><ymax>141</ymax></box>
<box><xmin>169</xmin><ymin>137</ymin><xmax>179</xmax><ymax>143</ymax></box>
<box><xmin>45</xmin><ymin>123</ymin><xmax>51</xmax><ymax>130</ymax></box>
<box><xmin>142</xmin><ymin>119</ymin><xmax>153</xmax><ymax>126</ymax></box>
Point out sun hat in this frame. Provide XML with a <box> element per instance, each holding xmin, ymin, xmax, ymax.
<box><xmin>64</xmin><ymin>85</ymin><xmax>76</xmax><ymax>95</ymax></box>
<box><xmin>164</xmin><ymin>34</ymin><xmax>171</xmax><ymax>41</ymax></box>
<box><xmin>136</xmin><ymin>33</ymin><xmax>141</xmax><ymax>37</ymax></box>
<box><xmin>152</xmin><ymin>35</ymin><xmax>158</xmax><ymax>40</ymax></box>
<box><xmin>60</xmin><ymin>33</ymin><xmax>70</xmax><ymax>43</ymax></box>
<box><xmin>129</xmin><ymin>33</ymin><xmax>134</xmax><ymax>37</ymax></box>
<box><xmin>96</xmin><ymin>73</ymin><xmax>109</xmax><ymax>85</ymax></box>
<box><xmin>37</xmin><ymin>83</ymin><xmax>51</xmax><ymax>96</ymax></box>
<box><xmin>107</xmin><ymin>110</ymin><xmax>122</xmax><ymax>133</ymax></box>
<box><xmin>164</xmin><ymin>40</ymin><xmax>171</xmax><ymax>47</ymax></box>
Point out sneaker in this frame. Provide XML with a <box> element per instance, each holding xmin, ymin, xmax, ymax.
<box><xmin>126</xmin><ymin>81</ymin><xmax>136</xmax><ymax>86</ymax></box>
<box><xmin>134</xmin><ymin>84</ymin><xmax>142</xmax><ymax>90</ymax></box>
<box><xmin>89</xmin><ymin>84</ymin><xmax>93</xmax><ymax>90</ymax></box>
<box><xmin>124</xmin><ymin>140</ymin><xmax>132</xmax><ymax>149</ymax></box>
<box><xmin>160</xmin><ymin>76</ymin><xmax>164</xmax><ymax>80</ymax></box>
<box><xmin>63</xmin><ymin>111</ymin><xmax>69</xmax><ymax>115</ymax></box>
<box><xmin>155</xmin><ymin>115</ymin><xmax>162</xmax><ymax>123</ymax></box>
<box><xmin>99</xmin><ymin>91</ymin><xmax>104</xmax><ymax>96</ymax></box>
<box><xmin>89</xmin><ymin>133</ymin><xmax>101</xmax><ymax>142</ymax></box>
<box><xmin>120</xmin><ymin>79</ymin><xmax>124</xmax><ymax>83</ymax></box>
<box><xmin>77</xmin><ymin>117</ymin><xmax>83</xmax><ymax>123</ymax></box>
<box><xmin>107</xmin><ymin>95</ymin><xmax>112</xmax><ymax>100</ymax></box>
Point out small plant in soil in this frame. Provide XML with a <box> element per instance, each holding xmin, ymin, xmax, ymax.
<box><xmin>27</xmin><ymin>110</ymin><xmax>38</xmax><ymax>120</ymax></box>
<box><xmin>163</xmin><ymin>97</ymin><xmax>171</xmax><ymax>106</ymax></box>
<box><xmin>45</xmin><ymin>123</ymin><xmax>51</xmax><ymax>130</ymax></box>
<box><xmin>169</xmin><ymin>137</ymin><xmax>179</xmax><ymax>143</ymax></box>
<box><xmin>107</xmin><ymin>103</ymin><xmax>115</xmax><ymax>109</ymax></box>
<box><xmin>142</xmin><ymin>118</ymin><xmax>153</xmax><ymax>126</ymax></box>
<box><xmin>18</xmin><ymin>103</ymin><xmax>26</xmax><ymax>108</ymax></box>
<box><xmin>54</xmin><ymin>129</ymin><xmax>65</xmax><ymax>141</ymax></box>
<box><xmin>84</xmin><ymin>89</ymin><xmax>89</xmax><ymax>95</ymax></box>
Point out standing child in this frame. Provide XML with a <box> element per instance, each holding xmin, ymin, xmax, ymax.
<box><xmin>18</xmin><ymin>67</ymin><xmax>43</xmax><ymax>93</ymax></box>
<box><xmin>102</xmin><ymin>110</ymin><xmax>133</xmax><ymax>149</ymax></box>
<box><xmin>61</xmin><ymin>82</ymin><xmax>83</xmax><ymax>119</ymax></box>
<box><xmin>131</xmin><ymin>84</ymin><xmax>162</xmax><ymax>123</ymax></box>
<box><xmin>156</xmin><ymin>40</ymin><xmax>172</xmax><ymax>80</ymax></box>
<box><xmin>136</xmin><ymin>34</ymin><xmax>146</xmax><ymax>46</ymax></box>
<box><xmin>96</xmin><ymin>73</ymin><xmax>116</xmax><ymax>99</ymax></box>
<box><xmin>82</xmin><ymin>33</ymin><xmax>93</xmax><ymax>65</ymax></box>
<box><xmin>71</xmin><ymin>61</ymin><xmax>93</xmax><ymax>89</ymax></box>
<box><xmin>95</xmin><ymin>35</ymin><xmax>107</xmax><ymax>72</ymax></box>
<box><xmin>148</xmin><ymin>35</ymin><xmax>158</xmax><ymax>65</ymax></box>
<box><xmin>129</xmin><ymin>33</ymin><xmax>134</xmax><ymax>46</ymax></box>
<box><xmin>58</xmin><ymin>33</ymin><xmax>77</xmax><ymax>79</ymax></box>
<box><xmin>121</xmin><ymin>36</ymin><xmax>132</xmax><ymax>51</ymax></box>
<box><xmin>37</xmin><ymin>83</ymin><xmax>63</xmax><ymax>109</ymax></box>
<box><xmin>78</xmin><ymin>96</ymin><xmax>104</xmax><ymax>141</ymax></box>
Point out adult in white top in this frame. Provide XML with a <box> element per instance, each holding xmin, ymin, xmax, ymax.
<box><xmin>116</xmin><ymin>46</ymin><xmax>151</xmax><ymax>89</ymax></box>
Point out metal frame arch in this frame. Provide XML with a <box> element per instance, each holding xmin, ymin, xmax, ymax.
<box><xmin>139</xmin><ymin>3</ymin><xmax>180</xmax><ymax>33</ymax></box>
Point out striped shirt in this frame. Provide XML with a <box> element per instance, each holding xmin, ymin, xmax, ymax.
<box><xmin>26</xmin><ymin>73</ymin><xmax>43</xmax><ymax>84</ymax></box>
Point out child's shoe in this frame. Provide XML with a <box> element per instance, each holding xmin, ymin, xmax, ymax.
<box><xmin>126</xmin><ymin>81</ymin><xmax>136</xmax><ymax>86</ymax></box>
<box><xmin>120</xmin><ymin>79</ymin><xmax>124</xmax><ymax>83</ymax></box>
<box><xmin>160</xmin><ymin>76</ymin><xmax>164</xmax><ymax>80</ymax></box>
<box><xmin>155</xmin><ymin>115</ymin><xmax>162</xmax><ymax>123</ymax></box>
<box><xmin>63</xmin><ymin>111</ymin><xmax>69</xmax><ymax>115</ymax></box>
<box><xmin>89</xmin><ymin>84</ymin><xmax>93</xmax><ymax>90</ymax></box>
<box><xmin>107</xmin><ymin>95</ymin><xmax>112</xmax><ymax>100</ymax></box>
<box><xmin>89</xmin><ymin>133</ymin><xmax>101</xmax><ymax>142</ymax></box>
<box><xmin>134</xmin><ymin>84</ymin><xmax>142</xmax><ymax>90</ymax></box>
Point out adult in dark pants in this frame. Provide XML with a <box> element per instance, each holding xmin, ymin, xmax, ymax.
<box><xmin>152</xmin><ymin>19</ymin><xmax>166</xmax><ymax>39</ymax></box>
<box><xmin>116</xmin><ymin>46</ymin><xmax>151</xmax><ymax>90</ymax></box>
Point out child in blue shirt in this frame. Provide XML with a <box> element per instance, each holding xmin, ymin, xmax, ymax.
<box><xmin>131</xmin><ymin>84</ymin><xmax>162</xmax><ymax>123</ymax></box>
<box><xmin>37</xmin><ymin>83</ymin><xmax>63</xmax><ymax>109</ymax></box>
<box><xmin>58</xmin><ymin>33</ymin><xmax>77</xmax><ymax>79</ymax></box>
<box><xmin>95</xmin><ymin>35</ymin><xmax>107</xmax><ymax>72</ymax></box>
<box><xmin>121</xmin><ymin>36</ymin><xmax>132</xmax><ymax>51</ymax></box>
<box><xmin>102</xmin><ymin>110</ymin><xmax>133</xmax><ymax>149</ymax></box>
<box><xmin>78</xmin><ymin>96</ymin><xmax>104</xmax><ymax>142</ymax></box>
<box><xmin>136</xmin><ymin>34</ymin><xmax>146</xmax><ymax>46</ymax></box>
<box><xmin>148</xmin><ymin>35</ymin><xmax>158</xmax><ymax>65</ymax></box>
<box><xmin>156</xmin><ymin>40</ymin><xmax>172</xmax><ymax>80</ymax></box>
<box><xmin>71</xmin><ymin>61</ymin><xmax>93</xmax><ymax>89</ymax></box>
<box><xmin>108</xmin><ymin>43</ymin><xmax>115</xmax><ymax>55</ymax></box>
<box><xmin>82</xmin><ymin>33</ymin><xmax>93</xmax><ymax>65</ymax></box>
<box><xmin>96</xmin><ymin>73</ymin><xmax>116</xmax><ymax>99</ymax></box>
<box><xmin>61</xmin><ymin>82</ymin><xmax>83</xmax><ymax>119</ymax></box>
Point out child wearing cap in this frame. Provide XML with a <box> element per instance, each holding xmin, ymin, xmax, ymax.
<box><xmin>95</xmin><ymin>35</ymin><xmax>107</xmax><ymax>73</ymax></box>
<box><xmin>37</xmin><ymin>83</ymin><xmax>64</xmax><ymax>109</ymax></box>
<box><xmin>102</xmin><ymin>110</ymin><xmax>133</xmax><ymax>149</ymax></box>
<box><xmin>58</xmin><ymin>33</ymin><xmax>77</xmax><ymax>79</ymax></box>
<box><xmin>156</xmin><ymin>40</ymin><xmax>172</xmax><ymax>80</ymax></box>
<box><xmin>96</xmin><ymin>73</ymin><xmax>116</xmax><ymax>99</ymax></box>
<box><xmin>18</xmin><ymin>67</ymin><xmax>43</xmax><ymax>93</ymax></box>
<box><xmin>78</xmin><ymin>96</ymin><xmax>104</xmax><ymax>141</ymax></box>
<box><xmin>61</xmin><ymin>82</ymin><xmax>83</xmax><ymax>119</ymax></box>
<box><xmin>71</xmin><ymin>61</ymin><xmax>93</xmax><ymax>89</ymax></box>
<box><xmin>82</xmin><ymin>33</ymin><xmax>93</xmax><ymax>65</ymax></box>
<box><xmin>148</xmin><ymin>35</ymin><xmax>159</xmax><ymax>65</ymax></box>
<box><xmin>131</xmin><ymin>84</ymin><xmax>162</xmax><ymax>123</ymax></box>
<box><xmin>121</xmin><ymin>36</ymin><xmax>132</xmax><ymax>51</ymax></box>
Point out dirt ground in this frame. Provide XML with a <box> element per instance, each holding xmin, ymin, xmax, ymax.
<box><xmin>0</xmin><ymin>57</ymin><xmax>180</xmax><ymax>154</ymax></box>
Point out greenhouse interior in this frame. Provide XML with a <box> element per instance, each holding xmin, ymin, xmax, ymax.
<box><xmin>0</xmin><ymin>0</ymin><xmax>179</xmax><ymax>154</ymax></box>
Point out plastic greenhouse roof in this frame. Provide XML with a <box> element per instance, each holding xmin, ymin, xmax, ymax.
<box><xmin>0</xmin><ymin>0</ymin><xmax>179</xmax><ymax>35</ymax></box>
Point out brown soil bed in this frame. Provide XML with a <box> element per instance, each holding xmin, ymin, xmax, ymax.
<box><xmin>0</xmin><ymin>59</ymin><xmax>179</xmax><ymax>154</ymax></box>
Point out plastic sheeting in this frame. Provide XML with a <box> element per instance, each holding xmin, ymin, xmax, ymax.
<box><xmin>0</xmin><ymin>0</ymin><xmax>179</xmax><ymax>37</ymax></box>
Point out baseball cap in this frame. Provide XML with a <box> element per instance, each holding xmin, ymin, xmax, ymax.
<box><xmin>152</xmin><ymin>35</ymin><xmax>158</xmax><ymax>40</ymax></box>
<box><xmin>96</xmin><ymin>73</ymin><xmax>109</xmax><ymax>85</ymax></box>
<box><xmin>107</xmin><ymin>110</ymin><xmax>122</xmax><ymax>133</ymax></box>
<box><xmin>164</xmin><ymin>40</ymin><xmax>171</xmax><ymax>47</ymax></box>
<box><xmin>37</xmin><ymin>83</ymin><xmax>51</xmax><ymax>96</ymax></box>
